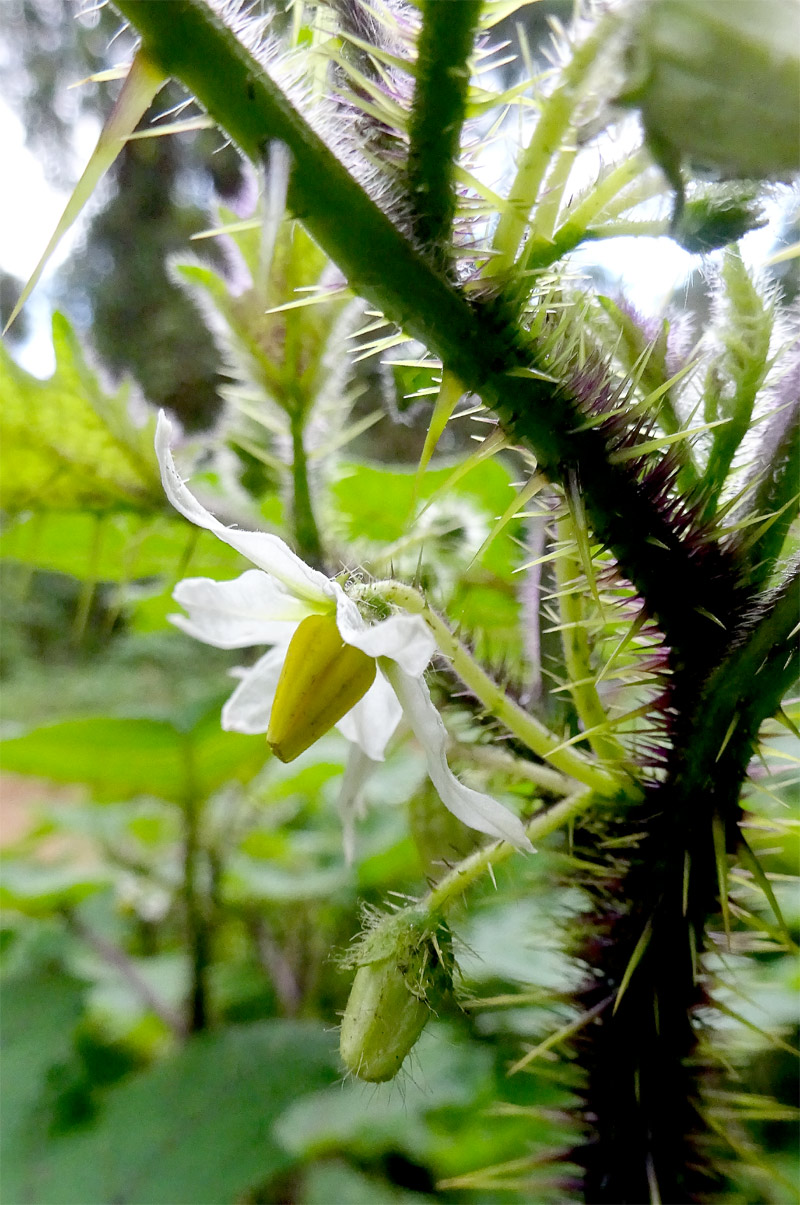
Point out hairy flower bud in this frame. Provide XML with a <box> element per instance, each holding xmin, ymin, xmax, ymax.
<box><xmin>619</xmin><ymin>0</ymin><xmax>800</xmax><ymax>184</ymax></box>
<box><xmin>267</xmin><ymin>613</ymin><xmax>377</xmax><ymax>762</ymax></box>
<box><xmin>339</xmin><ymin>908</ymin><xmax>454</xmax><ymax>1082</ymax></box>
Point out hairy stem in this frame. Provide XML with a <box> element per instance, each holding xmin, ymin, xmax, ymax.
<box><xmin>407</xmin><ymin>0</ymin><xmax>481</xmax><ymax>272</ymax></box>
<box><xmin>426</xmin><ymin>789</ymin><xmax>593</xmax><ymax>916</ymax></box>
<box><xmin>734</xmin><ymin>400</ymin><xmax>800</xmax><ymax>589</ymax></box>
<box><xmin>289</xmin><ymin>410</ymin><xmax>323</xmax><ymax>566</ymax></box>
<box><xmin>574</xmin><ymin>562</ymin><xmax>800</xmax><ymax>1203</ymax></box>
<box><xmin>554</xmin><ymin>514</ymin><xmax>628</xmax><ymax>765</ymax></box>
<box><xmin>490</xmin><ymin>19</ymin><xmax>609</xmax><ymax>272</ymax></box>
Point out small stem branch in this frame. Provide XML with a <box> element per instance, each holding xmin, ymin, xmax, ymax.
<box><xmin>66</xmin><ymin>912</ymin><xmax>186</xmax><ymax>1038</ymax></box>
<box><xmin>374</xmin><ymin>580</ymin><xmax>639</xmax><ymax>800</ymax></box>
<box><xmin>734</xmin><ymin>401</ymin><xmax>800</xmax><ymax>590</ymax></box>
<box><xmin>426</xmin><ymin>789</ymin><xmax>594</xmax><ymax>915</ymax></box>
<box><xmin>448</xmin><ymin>739</ymin><xmax>574</xmax><ymax>796</ymax></box>
<box><xmin>181</xmin><ymin>741</ymin><xmax>210</xmax><ymax>1034</ymax></box>
<box><xmin>182</xmin><ymin>790</ymin><xmax>210</xmax><ymax>1034</ymax></box>
<box><xmin>250</xmin><ymin>917</ymin><xmax>302</xmax><ymax>1016</ymax></box>
<box><xmin>407</xmin><ymin>0</ymin><xmax>481</xmax><ymax>272</ymax></box>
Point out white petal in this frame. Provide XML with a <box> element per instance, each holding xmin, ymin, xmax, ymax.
<box><xmin>221</xmin><ymin>646</ymin><xmax>287</xmax><ymax>734</ymax></box>
<box><xmin>336</xmin><ymin>669</ymin><xmax>402</xmax><ymax>761</ymax></box>
<box><xmin>381</xmin><ymin>662</ymin><xmax>534</xmax><ymax>852</ymax></box>
<box><xmin>171</xmin><ymin>571</ymin><xmax>309</xmax><ymax>649</ymax></box>
<box><xmin>336</xmin><ymin>744</ymin><xmax>376</xmax><ymax>864</ymax></box>
<box><xmin>334</xmin><ymin>589</ymin><xmax>436</xmax><ymax>676</ymax></box>
<box><xmin>156</xmin><ymin>412</ymin><xmax>333</xmax><ymax>607</ymax></box>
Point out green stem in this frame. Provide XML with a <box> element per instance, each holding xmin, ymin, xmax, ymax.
<box><xmin>407</xmin><ymin>0</ymin><xmax>482</xmax><ymax>272</ymax></box>
<box><xmin>181</xmin><ymin>742</ymin><xmax>210</xmax><ymax>1033</ymax></box>
<box><xmin>182</xmin><ymin>793</ymin><xmax>209</xmax><ymax>1033</ymax></box>
<box><xmin>554</xmin><ymin>514</ymin><xmax>629</xmax><ymax>765</ymax></box>
<box><xmin>559</xmin><ymin>149</ymin><xmax>652</xmax><ymax>234</ymax></box>
<box><xmin>374</xmin><ymin>580</ymin><xmax>639</xmax><ymax>799</ymax></box>
<box><xmin>450</xmin><ymin>739</ymin><xmax>574</xmax><ymax>796</ymax></box>
<box><xmin>678</xmin><ymin>557</ymin><xmax>800</xmax><ymax>781</ymax></box>
<box><xmin>426</xmin><ymin>789</ymin><xmax>593</xmax><ymax>915</ymax></box>
<box><xmin>289</xmin><ymin>410</ymin><xmax>323</xmax><ymax>566</ymax></box>
<box><xmin>525</xmin><ymin>141</ymin><xmax>576</xmax><ymax>246</ymax></box>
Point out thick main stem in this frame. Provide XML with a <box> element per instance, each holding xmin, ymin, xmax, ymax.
<box><xmin>574</xmin><ymin>564</ymin><xmax>800</xmax><ymax>1202</ymax></box>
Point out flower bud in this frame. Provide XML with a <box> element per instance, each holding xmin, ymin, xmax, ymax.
<box><xmin>619</xmin><ymin>0</ymin><xmax>800</xmax><ymax>182</ymax></box>
<box><xmin>267</xmin><ymin>613</ymin><xmax>376</xmax><ymax>762</ymax></box>
<box><xmin>340</xmin><ymin>908</ymin><xmax>454</xmax><ymax>1082</ymax></box>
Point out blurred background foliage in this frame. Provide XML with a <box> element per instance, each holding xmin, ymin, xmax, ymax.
<box><xmin>0</xmin><ymin>1</ymin><xmax>798</xmax><ymax>1203</ymax></box>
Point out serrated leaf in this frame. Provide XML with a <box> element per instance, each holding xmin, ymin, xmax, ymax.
<box><xmin>0</xmin><ymin>314</ymin><xmax>161</xmax><ymax>512</ymax></box>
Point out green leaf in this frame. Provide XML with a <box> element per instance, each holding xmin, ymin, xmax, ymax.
<box><xmin>302</xmin><ymin>1161</ymin><xmax>428</xmax><ymax>1205</ymax></box>
<box><xmin>0</xmin><ymin>863</ymin><xmax>112</xmax><ymax>916</ymax></box>
<box><xmin>0</xmin><ymin>314</ymin><xmax>161</xmax><ymax>512</ymax></box>
<box><xmin>0</xmin><ymin>510</ymin><xmax>246</xmax><ymax>583</ymax></box>
<box><xmin>0</xmin><ymin>704</ymin><xmax>265</xmax><ymax>803</ymax></box>
<box><xmin>0</xmin><ymin>968</ymin><xmax>85</xmax><ymax>1205</ymax></box>
<box><xmin>277</xmin><ymin>1023</ymin><xmax>492</xmax><ymax>1162</ymax></box>
<box><xmin>12</xmin><ymin>1021</ymin><xmax>337</xmax><ymax>1205</ymax></box>
<box><xmin>224</xmin><ymin>857</ymin><xmax>351</xmax><ymax>903</ymax></box>
<box><xmin>332</xmin><ymin>456</ymin><xmax>514</xmax><ymax>549</ymax></box>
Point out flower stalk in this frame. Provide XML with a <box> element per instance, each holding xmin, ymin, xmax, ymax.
<box><xmin>373</xmin><ymin>580</ymin><xmax>639</xmax><ymax>800</ymax></box>
<box><xmin>425</xmin><ymin>788</ymin><xmax>594</xmax><ymax>917</ymax></box>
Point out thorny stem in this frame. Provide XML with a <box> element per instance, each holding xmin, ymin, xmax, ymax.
<box><xmin>112</xmin><ymin>0</ymin><xmax>743</xmax><ymax>659</ymax></box>
<box><xmin>425</xmin><ymin>789</ymin><xmax>594</xmax><ymax>916</ymax></box>
<box><xmin>554</xmin><ymin>513</ymin><xmax>629</xmax><ymax>766</ymax></box>
<box><xmin>490</xmin><ymin>18</ymin><xmax>610</xmax><ymax>273</ymax></box>
<box><xmin>407</xmin><ymin>0</ymin><xmax>482</xmax><ymax>272</ymax></box>
<box><xmin>373</xmin><ymin>580</ymin><xmax>640</xmax><ymax>800</ymax></box>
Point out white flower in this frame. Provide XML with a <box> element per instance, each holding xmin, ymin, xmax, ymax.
<box><xmin>156</xmin><ymin>412</ymin><xmax>532</xmax><ymax>851</ymax></box>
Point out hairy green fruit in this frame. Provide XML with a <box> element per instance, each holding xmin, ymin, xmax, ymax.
<box><xmin>340</xmin><ymin>959</ymin><xmax>432</xmax><ymax>1083</ymax></box>
<box><xmin>340</xmin><ymin>908</ymin><xmax>454</xmax><ymax>1082</ymax></box>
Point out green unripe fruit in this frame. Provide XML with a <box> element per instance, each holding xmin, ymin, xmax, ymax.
<box><xmin>340</xmin><ymin>958</ymin><xmax>432</xmax><ymax>1082</ymax></box>
<box><xmin>339</xmin><ymin>908</ymin><xmax>454</xmax><ymax>1082</ymax></box>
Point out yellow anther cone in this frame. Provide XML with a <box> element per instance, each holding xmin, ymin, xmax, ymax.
<box><xmin>267</xmin><ymin>613</ymin><xmax>377</xmax><ymax>762</ymax></box>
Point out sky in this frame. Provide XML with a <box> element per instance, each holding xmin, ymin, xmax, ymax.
<box><xmin>0</xmin><ymin>96</ymin><xmax>100</xmax><ymax>376</ymax></box>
